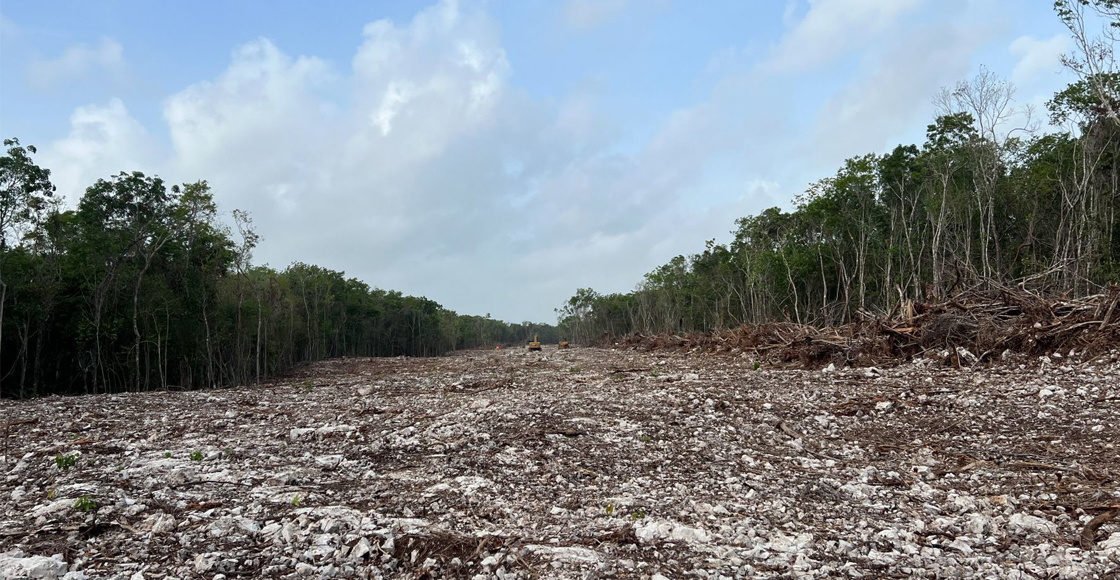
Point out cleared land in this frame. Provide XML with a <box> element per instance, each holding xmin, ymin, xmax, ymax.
<box><xmin>2</xmin><ymin>346</ymin><xmax>1119</xmax><ymax>579</ymax></box>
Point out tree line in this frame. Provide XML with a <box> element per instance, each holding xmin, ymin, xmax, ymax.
<box><xmin>558</xmin><ymin>67</ymin><xmax>1120</xmax><ymax>343</ymax></box>
<box><xmin>0</xmin><ymin>145</ymin><xmax>556</xmax><ymax>398</ymax></box>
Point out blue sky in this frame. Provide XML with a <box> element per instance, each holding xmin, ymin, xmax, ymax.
<box><xmin>0</xmin><ymin>0</ymin><xmax>1080</xmax><ymax>321</ymax></box>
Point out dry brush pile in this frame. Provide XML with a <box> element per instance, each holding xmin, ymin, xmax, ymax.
<box><xmin>620</xmin><ymin>287</ymin><xmax>1120</xmax><ymax>368</ymax></box>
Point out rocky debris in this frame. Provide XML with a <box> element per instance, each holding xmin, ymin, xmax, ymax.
<box><xmin>1</xmin><ymin>347</ymin><xmax>1118</xmax><ymax>578</ymax></box>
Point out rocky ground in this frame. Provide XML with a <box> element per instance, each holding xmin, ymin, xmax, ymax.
<box><xmin>2</xmin><ymin>346</ymin><xmax>1119</xmax><ymax>579</ymax></box>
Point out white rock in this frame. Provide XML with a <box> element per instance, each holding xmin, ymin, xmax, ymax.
<box><xmin>769</xmin><ymin>532</ymin><xmax>813</xmax><ymax>553</ymax></box>
<box><xmin>634</xmin><ymin>519</ymin><xmax>709</xmax><ymax>544</ymax></box>
<box><xmin>145</xmin><ymin>513</ymin><xmax>177</xmax><ymax>534</ymax></box>
<box><xmin>289</xmin><ymin>428</ymin><xmax>315</xmax><ymax>440</ymax></box>
<box><xmin>1009</xmin><ymin>513</ymin><xmax>1057</xmax><ymax>535</ymax></box>
<box><xmin>956</xmin><ymin>347</ymin><xmax>978</xmax><ymax>365</ymax></box>
<box><xmin>349</xmin><ymin>537</ymin><xmax>372</xmax><ymax>561</ymax></box>
<box><xmin>524</xmin><ymin>545</ymin><xmax>600</xmax><ymax>564</ymax></box>
<box><xmin>1099</xmin><ymin>531</ymin><xmax>1120</xmax><ymax>552</ymax></box>
<box><xmin>314</xmin><ymin>424</ymin><xmax>355</xmax><ymax>437</ymax></box>
<box><xmin>949</xmin><ymin>538</ymin><xmax>972</xmax><ymax>554</ymax></box>
<box><xmin>193</xmin><ymin>552</ymin><xmax>220</xmax><ymax>574</ymax></box>
<box><xmin>0</xmin><ymin>554</ymin><xmax>68</xmax><ymax>579</ymax></box>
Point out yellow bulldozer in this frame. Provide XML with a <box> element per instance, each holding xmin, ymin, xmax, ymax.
<box><xmin>558</xmin><ymin>341</ymin><xmax>570</xmax><ymax>349</ymax></box>
<box><xmin>528</xmin><ymin>333</ymin><xmax>542</xmax><ymax>351</ymax></box>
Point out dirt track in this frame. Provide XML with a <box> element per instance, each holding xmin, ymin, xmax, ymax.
<box><xmin>2</xmin><ymin>346</ymin><xmax>1119</xmax><ymax>579</ymax></box>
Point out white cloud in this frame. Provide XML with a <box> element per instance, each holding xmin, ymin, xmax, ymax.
<box><xmin>30</xmin><ymin>0</ymin><xmax>1047</xmax><ymax>322</ymax></box>
<box><xmin>809</xmin><ymin>22</ymin><xmax>994</xmax><ymax>164</ymax></box>
<box><xmin>764</xmin><ymin>0</ymin><xmax>926</xmax><ymax>73</ymax></box>
<box><xmin>40</xmin><ymin>98</ymin><xmax>155</xmax><ymax>204</ymax></box>
<box><xmin>1009</xmin><ymin>33</ymin><xmax>1069</xmax><ymax>86</ymax></box>
<box><xmin>27</xmin><ymin>36</ymin><xmax>124</xmax><ymax>89</ymax></box>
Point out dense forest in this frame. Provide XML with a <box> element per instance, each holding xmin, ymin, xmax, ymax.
<box><xmin>0</xmin><ymin>147</ymin><xmax>558</xmax><ymax>398</ymax></box>
<box><xmin>558</xmin><ymin>40</ymin><xmax>1120</xmax><ymax>344</ymax></box>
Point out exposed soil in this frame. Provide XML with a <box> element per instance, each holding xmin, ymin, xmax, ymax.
<box><xmin>2</xmin><ymin>346</ymin><xmax>1119</xmax><ymax>579</ymax></box>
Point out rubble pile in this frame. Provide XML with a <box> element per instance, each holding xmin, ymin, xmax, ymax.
<box><xmin>2</xmin><ymin>346</ymin><xmax>1118</xmax><ymax>578</ymax></box>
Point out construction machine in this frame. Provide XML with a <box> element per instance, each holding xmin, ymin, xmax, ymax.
<box><xmin>528</xmin><ymin>334</ymin><xmax>542</xmax><ymax>351</ymax></box>
<box><xmin>558</xmin><ymin>341</ymin><xmax>570</xmax><ymax>350</ymax></box>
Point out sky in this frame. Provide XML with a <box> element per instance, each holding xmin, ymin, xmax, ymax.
<box><xmin>0</xmin><ymin>0</ymin><xmax>1080</xmax><ymax>322</ymax></box>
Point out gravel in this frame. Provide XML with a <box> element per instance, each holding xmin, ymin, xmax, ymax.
<box><xmin>2</xmin><ymin>347</ymin><xmax>1118</xmax><ymax>578</ymax></box>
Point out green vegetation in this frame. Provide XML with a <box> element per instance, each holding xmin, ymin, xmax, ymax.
<box><xmin>559</xmin><ymin>72</ymin><xmax>1120</xmax><ymax>341</ymax></box>
<box><xmin>73</xmin><ymin>496</ymin><xmax>98</xmax><ymax>512</ymax></box>
<box><xmin>189</xmin><ymin>451</ymin><xmax>203</xmax><ymax>462</ymax></box>
<box><xmin>291</xmin><ymin>494</ymin><xmax>301</xmax><ymax>507</ymax></box>
<box><xmin>631</xmin><ymin>509</ymin><xmax>647</xmax><ymax>521</ymax></box>
<box><xmin>0</xmin><ymin>140</ymin><xmax>557</xmax><ymax>398</ymax></box>
<box><xmin>54</xmin><ymin>454</ymin><xmax>77</xmax><ymax>470</ymax></box>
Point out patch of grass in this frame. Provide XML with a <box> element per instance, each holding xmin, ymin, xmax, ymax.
<box><xmin>753</xmin><ymin>361</ymin><xmax>761</xmax><ymax>371</ymax></box>
<box><xmin>223</xmin><ymin>447</ymin><xmax>234</xmax><ymax>457</ymax></box>
<box><xmin>303</xmin><ymin>379</ymin><xmax>314</xmax><ymax>391</ymax></box>
<box><xmin>55</xmin><ymin>454</ymin><xmax>77</xmax><ymax>470</ymax></box>
<box><xmin>605</xmin><ymin>503</ymin><xmax>614</xmax><ymax>516</ymax></box>
<box><xmin>631</xmin><ymin>508</ymin><xmax>647</xmax><ymax>521</ymax></box>
<box><xmin>568</xmin><ymin>366</ymin><xmax>580</xmax><ymax>373</ymax></box>
<box><xmin>164</xmin><ymin>452</ymin><xmax>172</xmax><ymax>458</ymax></box>
<box><xmin>189</xmin><ymin>451</ymin><xmax>203</xmax><ymax>462</ymax></box>
<box><xmin>291</xmin><ymin>494</ymin><xmax>301</xmax><ymax>507</ymax></box>
<box><xmin>46</xmin><ymin>488</ymin><xmax>56</xmax><ymax>500</ymax></box>
<box><xmin>650</xmin><ymin>370</ymin><xmax>659</xmax><ymax>377</ymax></box>
<box><xmin>73</xmin><ymin>496</ymin><xmax>98</xmax><ymax>513</ymax></box>
<box><xmin>638</xmin><ymin>435</ymin><xmax>653</xmax><ymax>443</ymax></box>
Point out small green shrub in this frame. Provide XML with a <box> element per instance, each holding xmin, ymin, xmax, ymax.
<box><xmin>55</xmin><ymin>454</ymin><xmax>77</xmax><ymax>470</ymax></box>
<box><xmin>164</xmin><ymin>452</ymin><xmax>172</xmax><ymax>458</ymax></box>
<box><xmin>74</xmin><ymin>496</ymin><xmax>98</xmax><ymax>512</ymax></box>
<box><xmin>631</xmin><ymin>509</ymin><xmax>647</xmax><ymax>521</ymax></box>
<box><xmin>291</xmin><ymin>494</ymin><xmax>301</xmax><ymax>507</ymax></box>
<box><xmin>753</xmin><ymin>361</ymin><xmax>761</xmax><ymax>371</ymax></box>
<box><xmin>189</xmin><ymin>451</ymin><xmax>203</xmax><ymax>462</ymax></box>
<box><xmin>605</xmin><ymin>503</ymin><xmax>614</xmax><ymax>515</ymax></box>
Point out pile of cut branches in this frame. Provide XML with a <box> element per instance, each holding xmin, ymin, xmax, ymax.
<box><xmin>617</xmin><ymin>286</ymin><xmax>1120</xmax><ymax>367</ymax></box>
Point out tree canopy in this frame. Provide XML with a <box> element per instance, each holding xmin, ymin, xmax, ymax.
<box><xmin>558</xmin><ymin>72</ymin><xmax>1120</xmax><ymax>344</ymax></box>
<box><xmin>0</xmin><ymin>146</ymin><xmax>556</xmax><ymax>398</ymax></box>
